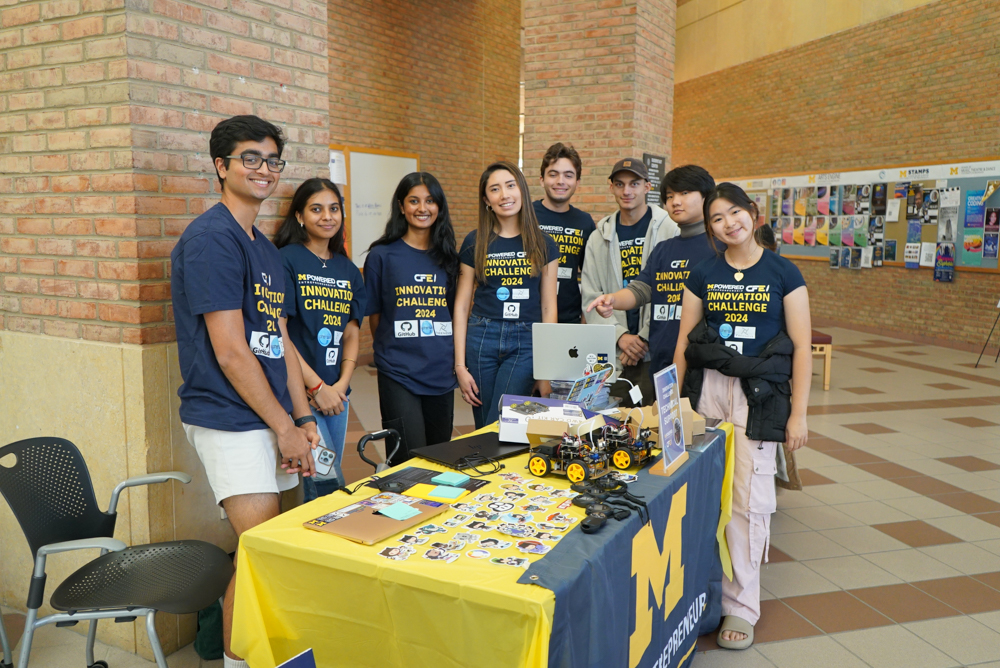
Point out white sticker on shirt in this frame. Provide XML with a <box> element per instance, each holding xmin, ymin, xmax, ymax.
<box><xmin>333</xmin><ymin>330</ymin><xmax>343</xmax><ymax>346</ymax></box>
<box><xmin>249</xmin><ymin>331</ymin><xmax>284</xmax><ymax>359</ymax></box>
<box><xmin>434</xmin><ymin>321</ymin><xmax>453</xmax><ymax>336</ymax></box>
<box><xmin>419</xmin><ymin>320</ymin><xmax>435</xmax><ymax>337</ymax></box>
<box><xmin>725</xmin><ymin>341</ymin><xmax>744</xmax><ymax>354</ymax></box>
<box><xmin>502</xmin><ymin>302</ymin><xmax>520</xmax><ymax>319</ymax></box>
<box><xmin>325</xmin><ymin>348</ymin><xmax>339</xmax><ymax>366</ymax></box>
<box><xmin>667</xmin><ymin>305</ymin><xmax>676</xmax><ymax>320</ymax></box>
<box><xmin>512</xmin><ymin>289</ymin><xmax>529</xmax><ymax>300</ymax></box>
<box><xmin>654</xmin><ymin>304</ymin><xmax>669</xmax><ymax>321</ymax></box>
<box><xmin>674</xmin><ymin>305</ymin><xmax>682</xmax><ymax>320</ymax></box>
<box><xmin>394</xmin><ymin>320</ymin><xmax>418</xmax><ymax>338</ymax></box>
<box><xmin>734</xmin><ymin>326</ymin><xmax>756</xmax><ymax>339</ymax></box>
<box><xmin>557</xmin><ymin>267</ymin><xmax>572</xmax><ymax>280</ymax></box>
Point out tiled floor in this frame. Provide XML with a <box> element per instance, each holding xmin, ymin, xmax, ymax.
<box><xmin>694</xmin><ymin>328</ymin><xmax>1000</xmax><ymax>667</ymax></box>
<box><xmin>5</xmin><ymin>326</ymin><xmax>1000</xmax><ymax>666</ymax></box>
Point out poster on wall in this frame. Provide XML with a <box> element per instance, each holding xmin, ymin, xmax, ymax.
<box><xmin>964</xmin><ymin>190</ymin><xmax>985</xmax><ymax>227</ymax></box>
<box><xmin>841</xmin><ymin>217</ymin><xmax>854</xmax><ymax>246</ymax></box>
<box><xmin>642</xmin><ymin>153</ymin><xmax>666</xmax><ymax>207</ymax></box>
<box><xmin>962</xmin><ymin>229</ymin><xmax>983</xmax><ymax>267</ymax></box>
<box><xmin>934</xmin><ymin>243</ymin><xmax>955</xmax><ymax>282</ymax></box>
<box><xmin>828</xmin><ymin>216</ymin><xmax>841</xmax><ymax>245</ymax></box>
<box><xmin>986</xmin><ymin>208</ymin><xmax>1000</xmax><ymax>233</ymax></box>
<box><xmin>985</xmin><ymin>234</ymin><xmax>999</xmax><ymax>260</ymax></box>
<box><xmin>857</xmin><ymin>184</ymin><xmax>872</xmax><ymax>215</ymax></box>
<box><xmin>885</xmin><ymin>198</ymin><xmax>901</xmax><ymax>222</ymax></box>
<box><xmin>860</xmin><ymin>246</ymin><xmax>873</xmax><ymax>268</ymax></box>
<box><xmin>804</xmin><ymin>217</ymin><xmax>817</xmax><ymax>245</ymax></box>
<box><xmin>818</xmin><ymin>187</ymin><xmax>830</xmax><ymax>215</ymax></box>
<box><xmin>884</xmin><ymin>240</ymin><xmax>897</xmax><ymax>262</ymax></box>
<box><xmin>781</xmin><ymin>189</ymin><xmax>794</xmax><ymax>216</ymax></box>
<box><xmin>907</xmin><ymin>184</ymin><xmax>924</xmax><ymax>217</ymax></box>
<box><xmin>806</xmin><ymin>187</ymin><xmax>819</xmax><ymax>216</ymax></box>
<box><xmin>894</xmin><ymin>182</ymin><xmax>910</xmax><ymax>199</ymax></box>
<box><xmin>828</xmin><ymin>186</ymin><xmax>840</xmax><ymax>217</ymax></box>
<box><xmin>793</xmin><ymin>217</ymin><xmax>805</xmax><ymax>244</ymax></box>
<box><xmin>869</xmin><ymin>215</ymin><xmax>885</xmax><ymax>247</ymax></box>
<box><xmin>841</xmin><ymin>185</ymin><xmax>857</xmax><ymax>215</ymax></box>
<box><xmin>919</xmin><ymin>242</ymin><xmax>936</xmax><ymax>267</ymax></box>
<box><xmin>781</xmin><ymin>217</ymin><xmax>794</xmax><ymax>244</ymax></box>
<box><xmin>872</xmin><ymin>183</ymin><xmax>888</xmax><ymax>216</ymax></box>
<box><xmin>873</xmin><ymin>243</ymin><xmax>884</xmax><ymax>267</ymax></box>
<box><xmin>771</xmin><ymin>190</ymin><xmax>781</xmax><ymax>217</ymax></box>
<box><xmin>850</xmin><ymin>247</ymin><xmax>862</xmax><ymax>269</ymax></box>
<box><xmin>904</xmin><ymin>219</ymin><xmax>922</xmax><ymax>269</ymax></box>
<box><xmin>816</xmin><ymin>216</ymin><xmax>829</xmax><ymax>245</ymax></box>
<box><xmin>829</xmin><ymin>248</ymin><xmax>840</xmax><ymax>269</ymax></box>
<box><xmin>794</xmin><ymin>189</ymin><xmax>808</xmax><ymax>216</ymax></box>
<box><xmin>921</xmin><ymin>188</ymin><xmax>940</xmax><ymax>225</ymax></box>
<box><xmin>853</xmin><ymin>216</ymin><xmax>869</xmax><ymax>247</ymax></box>
<box><xmin>750</xmin><ymin>193</ymin><xmax>767</xmax><ymax>228</ymax></box>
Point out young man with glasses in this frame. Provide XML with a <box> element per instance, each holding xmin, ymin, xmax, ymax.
<box><xmin>580</xmin><ymin>158</ymin><xmax>678</xmax><ymax>405</ymax></box>
<box><xmin>170</xmin><ymin>115</ymin><xmax>319</xmax><ymax>668</ymax></box>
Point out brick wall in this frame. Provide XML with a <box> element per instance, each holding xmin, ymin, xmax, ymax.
<box><xmin>522</xmin><ymin>0</ymin><xmax>676</xmax><ymax>213</ymax></box>
<box><xmin>673</xmin><ymin>0</ymin><xmax>1000</xmax><ymax>178</ymax></box>
<box><xmin>327</xmin><ymin>0</ymin><xmax>522</xmax><ymax>359</ymax></box>
<box><xmin>796</xmin><ymin>260</ymin><xmax>1000</xmax><ymax>353</ymax></box>
<box><xmin>673</xmin><ymin>0</ymin><xmax>1000</xmax><ymax>351</ymax></box>
<box><xmin>0</xmin><ymin>0</ymin><xmax>329</xmax><ymax>344</ymax></box>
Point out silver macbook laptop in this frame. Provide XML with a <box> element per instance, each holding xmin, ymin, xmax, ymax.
<box><xmin>531</xmin><ymin>323</ymin><xmax>617</xmax><ymax>382</ymax></box>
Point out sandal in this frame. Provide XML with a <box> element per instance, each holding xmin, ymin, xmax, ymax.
<box><xmin>717</xmin><ymin>615</ymin><xmax>754</xmax><ymax>650</ymax></box>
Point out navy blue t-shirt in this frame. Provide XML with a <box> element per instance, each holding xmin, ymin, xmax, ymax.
<box><xmin>617</xmin><ymin>208</ymin><xmax>651</xmax><ymax>334</ymax></box>
<box><xmin>281</xmin><ymin>245</ymin><xmax>366</xmax><ymax>390</ymax></box>
<box><xmin>171</xmin><ymin>203</ymin><xmax>292</xmax><ymax>431</ymax></box>
<box><xmin>635</xmin><ymin>232</ymin><xmax>724</xmax><ymax>376</ymax></box>
<box><xmin>459</xmin><ymin>231</ymin><xmax>560</xmax><ymax>323</ymax></box>
<box><xmin>364</xmin><ymin>239</ymin><xmax>458</xmax><ymax>396</ymax></box>
<box><xmin>684</xmin><ymin>249</ymin><xmax>806</xmax><ymax>357</ymax></box>
<box><xmin>533</xmin><ymin>201</ymin><xmax>596</xmax><ymax>323</ymax></box>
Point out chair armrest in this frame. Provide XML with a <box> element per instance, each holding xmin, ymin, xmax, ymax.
<box><xmin>37</xmin><ymin>537</ymin><xmax>128</xmax><ymax>557</ymax></box>
<box><xmin>108</xmin><ymin>471</ymin><xmax>193</xmax><ymax>514</ymax></box>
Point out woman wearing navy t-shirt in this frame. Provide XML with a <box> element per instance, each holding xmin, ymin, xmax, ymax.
<box><xmin>274</xmin><ymin>178</ymin><xmax>365</xmax><ymax>500</ymax></box>
<box><xmin>454</xmin><ymin>161</ymin><xmax>560</xmax><ymax>428</ymax></box>
<box><xmin>675</xmin><ymin>183</ymin><xmax>811</xmax><ymax>650</ymax></box>
<box><xmin>364</xmin><ymin>172</ymin><xmax>460</xmax><ymax>463</ymax></box>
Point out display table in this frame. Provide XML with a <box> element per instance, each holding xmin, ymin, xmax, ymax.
<box><xmin>232</xmin><ymin>427</ymin><xmax>731</xmax><ymax>668</ymax></box>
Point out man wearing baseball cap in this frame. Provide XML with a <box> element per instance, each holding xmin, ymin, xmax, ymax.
<box><xmin>580</xmin><ymin>158</ymin><xmax>679</xmax><ymax>405</ymax></box>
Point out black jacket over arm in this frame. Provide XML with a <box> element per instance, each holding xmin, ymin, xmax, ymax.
<box><xmin>681</xmin><ymin>319</ymin><xmax>794</xmax><ymax>443</ymax></box>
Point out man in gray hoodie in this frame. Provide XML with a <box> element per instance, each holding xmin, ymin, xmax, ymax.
<box><xmin>581</xmin><ymin>158</ymin><xmax>679</xmax><ymax>405</ymax></box>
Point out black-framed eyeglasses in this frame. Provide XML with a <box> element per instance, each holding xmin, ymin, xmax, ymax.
<box><xmin>225</xmin><ymin>154</ymin><xmax>286</xmax><ymax>172</ymax></box>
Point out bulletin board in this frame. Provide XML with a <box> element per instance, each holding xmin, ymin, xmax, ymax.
<box><xmin>723</xmin><ymin>158</ymin><xmax>1000</xmax><ymax>275</ymax></box>
<box><xmin>329</xmin><ymin>145</ymin><xmax>420</xmax><ymax>267</ymax></box>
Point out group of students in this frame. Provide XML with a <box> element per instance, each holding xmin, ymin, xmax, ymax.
<box><xmin>170</xmin><ymin>115</ymin><xmax>812</xmax><ymax>666</ymax></box>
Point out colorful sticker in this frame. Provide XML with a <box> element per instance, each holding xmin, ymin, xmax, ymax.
<box><xmin>453</xmin><ymin>532</ymin><xmax>481</xmax><ymax>544</ymax></box>
<box><xmin>431</xmin><ymin>540</ymin><xmax>466</xmax><ymax>552</ymax></box>
<box><xmin>450</xmin><ymin>503</ymin><xmax>480</xmax><ymax>512</ymax></box>
<box><xmin>491</xmin><ymin>556</ymin><xmax>530</xmax><ymax>569</ymax></box>
<box><xmin>546</xmin><ymin>512</ymin><xmax>577</xmax><ymax>525</ymax></box>
<box><xmin>478</xmin><ymin>538</ymin><xmax>513</xmax><ymax>550</ymax></box>
<box><xmin>415</xmin><ymin>524</ymin><xmax>448</xmax><ymax>535</ymax></box>
<box><xmin>397</xmin><ymin>534</ymin><xmax>428</xmax><ymax>546</ymax></box>
<box><xmin>475</xmin><ymin>493</ymin><xmax>501</xmax><ymax>503</ymax></box>
<box><xmin>557</xmin><ymin>499</ymin><xmax>573</xmax><ymax>510</ymax></box>
<box><xmin>502</xmin><ymin>491</ymin><xmax>526</xmax><ymax>501</ymax></box>
<box><xmin>443</xmin><ymin>514</ymin><xmax>470</xmax><ymax>527</ymax></box>
<box><xmin>499</xmin><ymin>484</ymin><xmax>523</xmax><ymax>491</ymax></box>
<box><xmin>532</xmin><ymin>531</ymin><xmax>562</xmax><ymax>542</ymax></box>
<box><xmin>497</xmin><ymin>523</ymin><xmax>535</xmax><ymax>538</ymax></box>
<box><xmin>611</xmin><ymin>473</ymin><xmax>638</xmax><ymax>484</ymax></box>
<box><xmin>473</xmin><ymin>510</ymin><xmax>501</xmax><ymax>521</ymax></box>
<box><xmin>465</xmin><ymin>521</ymin><xmax>494</xmax><ymax>531</ymax></box>
<box><xmin>525</xmin><ymin>483</ymin><xmax>554</xmax><ymax>493</ymax></box>
<box><xmin>535</xmin><ymin>522</ymin><xmax>569</xmax><ymax>532</ymax></box>
<box><xmin>378</xmin><ymin>546</ymin><xmax>412</xmax><ymax>561</ymax></box>
<box><xmin>500</xmin><ymin>512</ymin><xmax>534</xmax><ymax>525</ymax></box>
<box><xmin>466</xmin><ymin>549</ymin><xmax>491</xmax><ymax>559</ymax></box>
<box><xmin>528</xmin><ymin>496</ymin><xmax>554</xmax><ymax>506</ymax></box>
<box><xmin>520</xmin><ymin>505</ymin><xmax>546</xmax><ymax>513</ymax></box>
<box><xmin>517</xmin><ymin>540</ymin><xmax>551</xmax><ymax>555</ymax></box>
<box><xmin>488</xmin><ymin>501</ymin><xmax>515</xmax><ymax>512</ymax></box>
<box><xmin>423</xmin><ymin>548</ymin><xmax>459</xmax><ymax>563</ymax></box>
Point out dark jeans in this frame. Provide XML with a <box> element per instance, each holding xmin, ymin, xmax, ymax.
<box><xmin>465</xmin><ymin>316</ymin><xmax>536</xmax><ymax>428</ymax></box>
<box><xmin>609</xmin><ymin>359</ymin><xmax>654</xmax><ymax>407</ymax></box>
<box><xmin>377</xmin><ymin>373</ymin><xmax>455</xmax><ymax>465</ymax></box>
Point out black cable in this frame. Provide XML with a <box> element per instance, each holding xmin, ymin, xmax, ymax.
<box><xmin>456</xmin><ymin>454</ymin><xmax>504</xmax><ymax>477</ymax></box>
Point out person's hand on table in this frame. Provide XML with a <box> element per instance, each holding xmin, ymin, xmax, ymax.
<box><xmin>456</xmin><ymin>366</ymin><xmax>481</xmax><ymax>406</ymax></box>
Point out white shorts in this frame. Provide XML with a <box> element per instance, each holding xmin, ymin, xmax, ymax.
<box><xmin>183</xmin><ymin>423</ymin><xmax>299</xmax><ymax>505</ymax></box>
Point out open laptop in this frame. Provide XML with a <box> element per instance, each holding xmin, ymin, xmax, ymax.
<box><xmin>531</xmin><ymin>323</ymin><xmax>617</xmax><ymax>382</ymax></box>
<box><xmin>410</xmin><ymin>431</ymin><xmax>529</xmax><ymax>470</ymax></box>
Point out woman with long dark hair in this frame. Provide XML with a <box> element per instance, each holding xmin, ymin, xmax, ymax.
<box><xmin>674</xmin><ymin>182</ymin><xmax>811</xmax><ymax>650</ymax></box>
<box><xmin>453</xmin><ymin>161</ymin><xmax>560</xmax><ymax>428</ymax></box>
<box><xmin>274</xmin><ymin>178</ymin><xmax>366</xmax><ymax>500</ymax></box>
<box><xmin>364</xmin><ymin>172</ymin><xmax>460</xmax><ymax>462</ymax></box>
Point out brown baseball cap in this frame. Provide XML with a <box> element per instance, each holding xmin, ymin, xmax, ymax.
<box><xmin>608</xmin><ymin>158</ymin><xmax>648</xmax><ymax>181</ymax></box>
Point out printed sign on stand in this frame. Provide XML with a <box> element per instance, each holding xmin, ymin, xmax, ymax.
<box><xmin>653</xmin><ymin>364</ymin><xmax>685</xmax><ymax>472</ymax></box>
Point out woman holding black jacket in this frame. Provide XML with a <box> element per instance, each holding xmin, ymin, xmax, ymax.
<box><xmin>674</xmin><ymin>183</ymin><xmax>811</xmax><ymax>651</ymax></box>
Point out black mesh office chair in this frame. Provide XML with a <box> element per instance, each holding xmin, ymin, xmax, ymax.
<box><xmin>0</xmin><ymin>437</ymin><xmax>234</xmax><ymax>668</ymax></box>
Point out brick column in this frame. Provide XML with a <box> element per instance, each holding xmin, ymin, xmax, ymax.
<box><xmin>0</xmin><ymin>0</ymin><xmax>329</xmax><ymax>658</ymax></box>
<box><xmin>522</xmin><ymin>0</ymin><xmax>676</xmax><ymax>211</ymax></box>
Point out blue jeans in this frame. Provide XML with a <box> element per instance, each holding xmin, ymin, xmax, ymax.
<box><xmin>466</xmin><ymin>316</ymin><xmax>536</xmax><ymax>428</ymax></box>
<box><xmin>303</xmin><ymin>398</ymin><xmax>349</xmax><ymax>502</ymax></box>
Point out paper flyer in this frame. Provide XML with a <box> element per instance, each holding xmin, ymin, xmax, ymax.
<box><xmin>857</xmin><ymin>184</ymin><xmax>872</xmax><ymax>215</ymax></box>
<box><xmin>828</xmin><ymin>186</ymin><xmax>840</xmax><ymax>217</ymax></box>
<box><xmin>794</xmin><ymin>189</ymin><xmax>807</xmax><ymax>217</ymax></box>
<box><xmin>919</xmin><ymin>242</ymin><xmax>936</xmax><ymax>267</ymax></box>
<box><xmin>816</xmin><ymin>216</ymin><xmax>829</xmax><ymax>245</ymax></box>
<box><xmin>872</xmin><ymin>183</ymin><xmax>888</xmax><ymax>216</ymax></box>
<box><xmin>839</xmin><ymin>247</ymin><xmax>851</xmax><ymax>268</ymax></box>
<box><xmin>885</xmin><ymin>198</ymin><xmax>901</xmax><ymax>222</ymax></box>
<box><xmin>841</xmin><ymin>185</ymin><xmax>857</xmax><ymax>215</ymax></box>
<box><xmin>781</xmin><ymin>189</ymin><xmax>793</xmax><ymax>216</ymax></box>
<box><xmin>850</xmin><ymin>247</ymin><xmax>862</xmax><ymax>269</ymax></box>
<box><xmin>828</xmin><ymin>216</ymin><xmax>841</xmax><ymax>245</ymax></box>
<box><xmin>938</xmin><ymin>205</ymin><xmax>958</xmax><ymax>243</ymax></box>
<box><xmin>771</xmin><ymin>189</ymin><xmax>781</xmax><ymax>217</ymax></box>
<box><xmin>921</xmin><ymin>188</ymin><xmax>940</xmax><ymax>225</ymax></box>
<box><xmin>806</xmin><ymin>187</ymin><xmax>819</xmax><ymax>216</ymax></box>
<box><xmin>817</xmin><ymin>186</ymin><xmax>830</xmax><ymax>215</ymax></box>
<box><xmin>860</xmin><ymin>246</ymin><xmax>873</xmax><ymax>268</ymax></box>
<box><xmin>985</xmin><ymin>234</ymin><xmax>999</xmax><ymax>260</ymax></box>
<box><xmin>804</xmin><ymin>216</ymin><xmax>817</xmax><ymax>246</ymax></box>
<box><xmin>905</xmin><ymin>219</ymin><xmax>922</xmax><ymax>269</ymax></box>
<box><xmin>965</xmin><ymin>190</ymin><xmax>985</xmax><ymax>227</ymax></box>
<box><xmin>793</xmin><ymin>217</ymin><xmax>805</xmax><ymax>244</ymax></box>
<box><xmin>751</xmin><ymin>192</ymin><xmax>767</xmax><ymax>228</ymax></box>
<box><xmin>653</xmin><ymin>365</ymin><xmax>685</xmax><ymax>468</ymax></box>
<box><xmin>963</xmin><ymin>230</ymin><xmax>984</xmax><ymax>266</ymax></box>
<box><xmin>853</xmin><ymin>216</ymin><xmax>869</xmax><ymax>247</ymax></box>
<box><xmin>884</xmin><ymin>240</ymin><xmax>897</xmax><ymax>262</ymax></box>
<box><xmin>829</xmin><ymin>248</ymin><xmax>840</xmax><ymax>268</ymax></box>
<box><xmin>841</xmin><ymin>217</ymin><xmax>854</xmax><ymax>246</ymax></box>
<box><xmin>873</xmin><ymin>243</ymin><xmax>884</xmax><ymax>267</ymax></box>
<box><xmin>934</xmin><ymin>243</ymin><xmax>955</xmax><ymax>282</ymax></box>
<box><xmin>941</xmin><ymin>187</ymin><xmax>961</xmax><ymax>208</ymax></box>
<box><xmin>781</xmin><ymin>217</ymin><xmax>794</xmax><ymax>244</ymax></box>
<box><xmin>868</xmin><ymin>215</ymin><xmax>884</xmax><ymax>247</ymax></box>
<box><xmin>986</xmin><ymin>208</ymin><xmax>1000</xmax><ymax>233</ymax></box>
<box><xmin>907</xmin><ymin>184</ymin><xmax>923</xmax><ymax>218</ymax></box>
<box><xmin>894</xmin><ymin>182</ymin><xmax>910</xmax><ymax>199</ymax></box>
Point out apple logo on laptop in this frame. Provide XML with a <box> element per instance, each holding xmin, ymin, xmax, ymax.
<box><xmin>568</xmin><ymin>347</ymin><xmax>578</xmax><ymax>359</ymax></box>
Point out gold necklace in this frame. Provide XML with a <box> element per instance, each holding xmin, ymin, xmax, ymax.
<box><xmin>727</xmin><ymin>245</ymin><xmax>761</xmax><ymax>282</ymax></box>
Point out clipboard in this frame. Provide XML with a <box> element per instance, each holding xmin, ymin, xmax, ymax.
<box><xmin>303</xmin><ymin>493</ymin><xmax>447</xmax><ymax>545</ymax></box>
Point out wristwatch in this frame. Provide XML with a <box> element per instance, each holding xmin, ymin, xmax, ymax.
<box><xmin>294</xmin><ymin>415</ymin><xmax>317</xmax><ymax>427</ymax></box>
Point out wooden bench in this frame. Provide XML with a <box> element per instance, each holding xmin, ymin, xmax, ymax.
<box><xmin>812</xmin><ymin>330</ymin><xmax>832</xmax><ymax>391</ymax></box>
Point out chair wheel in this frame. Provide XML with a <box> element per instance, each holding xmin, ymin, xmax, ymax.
<box><xmin>89</xmin><ymin>661</ymin><xmax>109</xmax><ymax>668</ymax></box>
